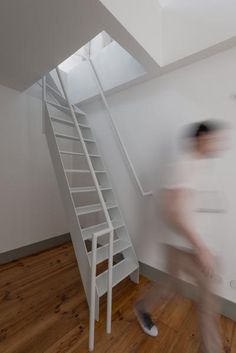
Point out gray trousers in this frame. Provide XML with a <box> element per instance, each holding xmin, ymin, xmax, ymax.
<box><xmin>136</xmin><ymin>245</ymin><xmax>222</xmax><ymax>353</ymax></box>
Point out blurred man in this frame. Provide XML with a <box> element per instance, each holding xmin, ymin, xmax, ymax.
<box><xmin>134</xmin><ymin>120</ymin><xmax>227</xmax><ymax>353</ymax></box>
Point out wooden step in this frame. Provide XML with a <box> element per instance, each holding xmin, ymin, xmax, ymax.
<box><xmin>88</xmin><ymin>239</ymin><xmax>131</xmax><ymax>265</ymax></box>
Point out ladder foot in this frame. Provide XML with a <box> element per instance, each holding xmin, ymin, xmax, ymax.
<box><xmin>130</xmin><ymin>268</ymin><xmax>139</xmax><ymax>284</ymax></box>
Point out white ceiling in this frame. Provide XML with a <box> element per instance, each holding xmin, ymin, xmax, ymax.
<box><xmin>160</xmin><ymin>0</ymin><xmax>236</xmax><ymax>64</ymax></box>
<box><xmin>1</xmin><ymin>0</ymin><xmax>236</xmax><ymax>91</ymax></box>
<box><xmin>159</xmin><ymin>0</ymin><xmax>236</xmax><ymax>9</ymax></box>
<box><xmin>0</xmin><ymin>0</ymin><xmax>103</xmax><ymax>90</ymax></box>
<box><xmin>0</xmin><ymin>0</ymin><xmax>158</xmax><ymax>91</ymax></box>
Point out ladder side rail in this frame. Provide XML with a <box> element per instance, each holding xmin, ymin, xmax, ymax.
<box><xmin>85</xmin><ymin>57</ymin><xmax>152</xmax><ymax>197</ymax></box>
<box><xmin>89</xmin><ymin>227</ymin><xmax>114</xmax><ymax>352</ymax></box>
<box><xmin>55</xmin><ymin>67</ymin><xmax>114</xmax><ymax>233</ymax></box>
<box><xmin>44</xmin><ymin>104</ymin><xmax>92</xmax><ymax>301</ymax></box>
<box><xmin>42</xmin><ymin>77</ymin><xmax>46</xmax><ymax>133</ymax></box>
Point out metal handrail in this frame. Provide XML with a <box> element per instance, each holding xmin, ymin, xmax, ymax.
<box><xmin>42</xmin><ymin>77</ymin><xmax>46</xmax><ymax>134</ymax></box>
<box><xmin>89</xmin><ymin>227</ymin><xmax>113</xmax><ymax>351</ymax></box>
<box><xmin>84</xmin><ymin>56</ymin><xmax>153</xmax><ymax>197</ymax></box>
<box><xmin>43</xmin><ymin>69</ymin><xmax>114</xmax><ymax>352</ymax></box>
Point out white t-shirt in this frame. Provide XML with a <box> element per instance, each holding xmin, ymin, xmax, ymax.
<box><xmin>163</xmin><ymin>153</ymin><xmax>225</xmax><ymax>252</ymax></box>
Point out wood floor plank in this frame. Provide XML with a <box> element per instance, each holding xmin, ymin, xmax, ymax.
<box><xmin>178</xmin><ymin>304</ymin><xmax>200</xmax><ymax>341</ymax></box>
<box><xmin>137</xmin><ymin>321</ymin><xmax>179</xmax><ymax>353</ymax></box>
<box><xmin>230</xmin><ymin>323</ymin><xmax>236</xmax><ymax>353</ymax></box>
<box><xmin>0</xmin><ymin>242</ymin><xmax>235</xmax><ymax>353</ymax></box>
<box><xmin>0</xmin><ymin>266</ymin><xmax>82</xmax><ymax>339</ymax></box>
<box><xmin>158</xmin><ymin>293</ymin><xmax>193</xmax><ymax>330</ymax></box>
<box><xmin>0</xmin><ymin>244</ymin><xmax>76</xmax><ymax>292</ymax></box>
<box><xmin>221</xmin><ymin>315</ymin><xmax>235</xmax><ymax>353</ymax></box>
<box><xmin>171</xmin><ymin>305</ymin><xmax>200</xmax><ymax>353</ymax></box>
<box><xmin>69</xmin><ymin>300</ymin><xmax>137</xmax><ymax>353</ymax></box>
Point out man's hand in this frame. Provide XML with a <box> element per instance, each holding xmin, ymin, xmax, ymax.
<box><xmin>163</xmin><ymin>188</ymin><xmax>215</xmax><ymax>277</ymax></box>
<box><xmin>195</xmin><ymin>244</ymin><xmax>215</xmax><ymax>277</ymax></box>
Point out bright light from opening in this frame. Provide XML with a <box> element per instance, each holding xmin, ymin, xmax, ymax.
<box><xmin>59</xmin><ymin>31</ymin><xmax>113</xmax><ymax>73</ymax></box>
<box><xmin>59</xmin><ymin>54</ymin><xmax>81</xmax><ymax>73</ymax></box>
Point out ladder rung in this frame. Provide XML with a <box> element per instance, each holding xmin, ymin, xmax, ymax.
<box><xmin>81</xmin><ymin>220</ymin><xmax>125</xmax><ymax>240</ymax></box>
<box><xmin>65</xmin><ymin>169</ymin><xmax>90</xmax><ymax>173</ymax></box>
<box><xmin>88</xmin><ymin>239</ymin><xmax>131</xmax><ymax>265</ymax></box>
<box><xmin>65</xmin><ymin>169</ymin><xmax>106</xmax><ymax>174</ymax></box>
<box><xmin>50</xmin><ymin>116</ymin><xmax>75</xmax><ymax>126</ymax></box>
<box><xmin>89</xmin><ymin>154</ymin><xmax>101</xmax><ymax>158</ymax></box>
<box><xmin>45</xmin><ymin>76</ymin><xmax>61</xmax><ymax>94</ymax></box>
<box><xmin>46</xmin><ymin>83</ymin><xmax>61</xmax><ymax>95</ymax></box>
<box><xmin>46</xmin><ymin>101</ymin><xmax>86</xmax><ymax>116</ymax></box>
<box><xmin>70</xmin><ymin>186</ymin><xmax>112</xmax><ymax>193</ymax></box>
<box><xmin>78</xmin><ymin>123</ymin><xmax>91</xmax><ymax>129</ymax></box>
<box><xmin>59</xmin><ymin>150</ymin><xmax>101</xmax><ymax>158</ymax></box>
<box><xmin>56</xmin><ymin>133</ymin><xmax>79</xmax><ymax>141</ymax></box>
<box><xmin>51</xmin><ymin>116</ymin><xmax>91</xmax><ymax>129</ymax></box>
<box><xmin>46</xmin><ymin>84</ymin><xmax>66</xmax><ymax>102</ymax></box>
<box><xmin>76</xmin><ymin>203</ymin><xmax>117</xmax><ymax>216</ymax></box>
<box><xmin>55</xmin><ymin>133</ymin><xmax>95</xmax><ymax>143</ymax></box>
<box><xmin>96</xmin><ymin>259</ymin><xmax>138</xmax><ymax>297</ymax></box>
<box><xmin>60</xmin><ymin>151</ymin><xmax>85</xmax><ymax>156</ymax></box>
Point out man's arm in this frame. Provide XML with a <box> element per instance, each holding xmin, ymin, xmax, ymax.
<box><xmin>163</xmin><ymin>188</ymin><xmax>214</xmax><ymax>275</ymax></box>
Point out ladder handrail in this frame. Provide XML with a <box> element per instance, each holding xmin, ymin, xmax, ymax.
<box><xmin>83</xmin><ymin>55</ymin><xmax>153</xmax><ymax>197</ymax></box>
<box><xmin>89</xmin><ymin>227</ymin><xmax>113</xmax><ymax>352</ymax></box>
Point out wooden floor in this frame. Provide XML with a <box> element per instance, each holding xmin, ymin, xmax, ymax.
<box><xmin>0</xmin><ymin>243</ymin><xmax>235</xmax><ymax>353</ymax></box>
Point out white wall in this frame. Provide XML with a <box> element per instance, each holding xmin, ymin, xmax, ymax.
<box><xmin>162</xmin><ymin>0</ymin><xmax>236</xmax><ymax>64</ymax></box>
<box><xmin>81</xmin><ymin>46</ymin><xmax>236</xmax><ymax>302</ymax></box>
<box><xmin>0</xmin><ymin>84</ymin><xmax>67</xmax><ymax>253</ymax></box>
<box><xmin>100</xmin><ymin>0</ymin><xmax>163</xmax><ymax>65</ymax></box>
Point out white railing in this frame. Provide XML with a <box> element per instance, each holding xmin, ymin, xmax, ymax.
<box><xmin>83</xmin><ymin>56</ymin><xmax>152</xmax><ymax>197</ymax></box>
<box><xmin>89</xmin><ymin>227</ymin><xmax>113</xmax><ymax>351</ymax></box>
<box><xmin>42</xmin><ymin>76</ymin><xmax>46</xmax><ymax>134</ymax></box>
<box><xmin>43</xmin><ymin>68</ymin><xmax>114</xmax><ymax>352</ymax></box>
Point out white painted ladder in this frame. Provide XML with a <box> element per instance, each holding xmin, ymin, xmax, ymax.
<box><xmin>42</xmin><ymin>68</ymin><xmax>139</xmax><ymax>351</ymax></box>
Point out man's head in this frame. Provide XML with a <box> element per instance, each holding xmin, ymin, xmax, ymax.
<box><xmin>184</xmin><ymin>120</ymin><xmax>227</xmax><ymax>157</ymax></box>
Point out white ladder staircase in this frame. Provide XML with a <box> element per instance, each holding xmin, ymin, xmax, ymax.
<box><xmin>43</xmin><ymin>68</ymin><xmax>139</xmax><ymax>351</ymax></box>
